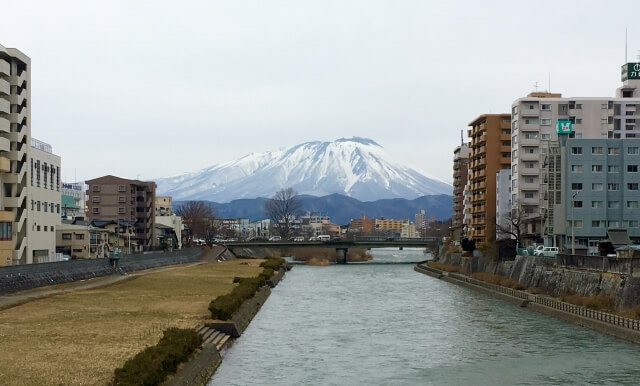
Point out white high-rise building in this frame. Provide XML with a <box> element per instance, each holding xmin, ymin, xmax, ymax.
<box><xmin>510</xmin><ymin>66</ymin><xmax>640</xmax><ymax>245</ymax></box>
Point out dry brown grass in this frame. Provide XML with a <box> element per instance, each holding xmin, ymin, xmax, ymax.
<box><xmin>527</xmin><ymin>287</ymin><xmax>546</xmax><ymax>295</ymax></box>
<box><xmin>0</xmin><ymin>259</ymin><xmax>263</xmax><ymax>386</ymax></box>
<box><xmin>472</xmin><ymin>272</ymin><xmax>526</xmax><ymax>290</ymax></box>
<box><xmin>306</xmin><ymin>257</ymin><xmax>330</xmax><ymax>266</ymax></box>
<box><xmin>426</xmin><ymin>261</ymin><xmax>461</xmax><ymax>273</ymax></box>
<box><xmin>559</xmin><ymin>293</ymin><xmax>614</xmax><ymax>312</ymax></box>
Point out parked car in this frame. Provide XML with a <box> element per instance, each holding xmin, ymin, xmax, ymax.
<box><xmin>268</xmin><ymin>236</ymin><xmax>282</xmax><ymax>241</ymax></box>
<box><xmin>536</xmin><ymin>246</ymin><xmax>559</xmax><ymax>257</ymax></box>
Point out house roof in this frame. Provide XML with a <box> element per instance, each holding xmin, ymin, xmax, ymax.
<box><xmin>607</xmin><ymin>229</ymin><xmax>632</xmax><ymax>247</ymax></box>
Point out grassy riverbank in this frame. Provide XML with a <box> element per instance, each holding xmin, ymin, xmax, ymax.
<box><xmin>0</xmin><ymin>259</ymin><xmax>263</xmax><ymax>386</ymax></box>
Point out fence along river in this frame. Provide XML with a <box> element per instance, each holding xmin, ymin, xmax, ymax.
<box><xmin>209</xmin><ymin>248</ymin><xmax>640</xmax><ymax>385</ymax></box>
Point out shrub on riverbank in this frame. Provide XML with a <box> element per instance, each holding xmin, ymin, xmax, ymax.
<box><xmin>427</xmin><ymin>261</ymin><xmax>460</xmax><ymax>273</ymax></box>
<box><xmin>259</xmin><ymin>257</ymin><xmax>286</xmax><ymax>271</ymax></box>
<box><xmin>112</xmin><ymin>328</ymin><xmax>202</xmax><ymax>386</ymax></box>
<box><xmin>208</xmin><ymin>277</ymin><xmax>264</xmax><ymax>320</ymax></box>
<box><xmin>560</xmin><ymin>293</ymin><xmax>614</xmax><ymax>312</ymax></box>
<box><xmin>472</xmin><ymin>272</ymin><xmax>525</xmax><ymax>290</ymax></box>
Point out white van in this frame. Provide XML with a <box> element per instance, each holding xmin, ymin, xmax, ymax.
<box><xmin>268</xmin><ymin>236</ymin><xmax>281</xmax><ymax>241</ymax></box>
<box><xmin>536</xmin><ymin>246</ymin><xmax>559</xmax><ymax>257</ymax></box>
<box><xmin>317</xmin><ymin>235</ymin><xmax>331</xmax><ymax>242</ymax></box>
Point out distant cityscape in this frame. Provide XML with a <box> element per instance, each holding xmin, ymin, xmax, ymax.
<box><xmin>452</xmin><ymin>62</ymin><xmax>640</xmax><ymax>255</ymax></box>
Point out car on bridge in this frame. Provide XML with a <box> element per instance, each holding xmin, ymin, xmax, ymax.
<box><xmin>293</xmin><ymin>236</ymin><xmax>305</xmax><ymax>242</ymax></box>
<box><xmin>268</xmin><ymin>236</ymin><xmax>282</xmax><ymax>241</ymax></box>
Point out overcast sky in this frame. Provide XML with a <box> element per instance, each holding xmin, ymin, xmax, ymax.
<box><xmin>2</xmin><ymin>1</ymin><xmax>640</xmax><ymax>184</ymax></box>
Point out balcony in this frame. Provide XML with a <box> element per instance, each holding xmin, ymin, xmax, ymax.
<box><xmin>0</xmin><ymin>79</ymin><xmax>9</xmax><ymax>96</ymax></box>
<box><xmin>0</xmin><ymin>99</ymin><xmax>9</xmax><ymax>114</ymax></box>
<box><xmin>521</xmin><ymin>108</ymin><xmax>540</xmax><ymax>117</ymax></box>
<box><xmin>520</xmin><ymin>152</ymin><xmax>539</xmax><ymax>161</ymax></box>
<box><xmin>0</xmin><ymin>116</ymin><xmax>8</xmax><ymax>133</ymax></box>
<box><xmin>500</xmin><ymin>145</ymin><xmax>511</xmax><ymax>153</ymax></box>
<box><xmin>500</xmin><ymin>134</ymin><xmax>511</xmax><ymax>142</ymax></box>
<box><xmin>0</xmin><ymin>137</ymin><xmax>9</xmax><ymax>153</ymax></box>
<box><xmin>0</xmin><ymin>60</ymin><xmax>9</xmax><ymax>76</ymax></box>
<box><xmin>520</xmin><ymin>138</ymin><xmax>539</xmax><ymax>146</ymax></box>
<box><xmin>0</xmin><ymin>157</ymin><xmax>9</xmax><ymax>173</ymax></box>
<box><xmin>500</xmin><ymin>157</ymin><xmax>510</xmax><ymax>164</ymax></box>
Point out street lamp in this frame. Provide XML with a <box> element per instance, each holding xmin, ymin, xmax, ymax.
<box><xmin>571</xmin><ymin>191</ymin><xmax>578</xmax><ymax>255</ymax></box>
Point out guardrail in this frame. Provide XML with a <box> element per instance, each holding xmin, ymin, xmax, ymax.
<box><xmin>557</xmin><ymin>254</ymin><xmax>640</xmax><ymax>275</ymax></box>
<box><xmin>422</xmin><ymin>264</ymin><xmax>640</xmax><ymax>332</ymax></box>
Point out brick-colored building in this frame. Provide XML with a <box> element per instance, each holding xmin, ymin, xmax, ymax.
<box><xmin>466</xmin><ymin>114</ymin><xmax>511</xmax><ymax>243</ymax></box>
<box><xmin>86</xmin><ymin>175</ymin><xmax>156</xmax><ymax>251</ymax></box>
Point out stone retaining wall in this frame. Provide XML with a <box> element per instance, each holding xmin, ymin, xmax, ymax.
<box><xmin>416</xmin><ymin>263</ymin><xmax>640</xmax><ymax>345</ymax></box>
<box><xmin>207</xmin><ymin>286</ymin><xmax>272</xmax><ymax>337</ymax></box>
<box><xmin>0</xmin><ymin>248</ymin><xmax>205</xmax><ymax>295</ymax></box>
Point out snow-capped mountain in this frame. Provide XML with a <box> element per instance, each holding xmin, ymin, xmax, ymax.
<box><xmin>156</xmin><ymin>137</ymin><xmax>452</xmax><ymax>202</ymax></box>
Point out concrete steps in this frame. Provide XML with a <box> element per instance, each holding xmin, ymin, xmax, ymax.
<box><xmin>196</xmin><ymin>325</ymin><xmax>231</xmax><ymax>350</ymax></box>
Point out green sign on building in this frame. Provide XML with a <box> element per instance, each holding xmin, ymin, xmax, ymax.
<box><xmin>621</xmin><ymin>63</ymin><xmax>640</xmax><ymax>81</ymax></box>
<box><xmin>556</xmin><ymin>120</ymin><xmax>573</xmax><ymax>135</ymax></box>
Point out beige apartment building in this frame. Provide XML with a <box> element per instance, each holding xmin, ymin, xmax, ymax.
<box><xmin>466</xmin><ymin>114</ymin><xmax>511</xmax><ymax>243</ymax></box>
<box><xmin>56</xmin><ymin>223</ymin><xmax>109</xmax><ymax>259</ymax></box>
<box><xmin>86</xmin><ymin>175</ymin><xmax>157</xmax><ymax>251</ymax></box>
<box><xmin>0</xmin><ymin>44</ymin><xmax>29</xmax><ymax>265</ymax></box>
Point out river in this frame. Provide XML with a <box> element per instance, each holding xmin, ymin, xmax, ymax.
<box><xmin>209</xmin><ymin>248</ymin><xmax>640</xmax><ymax>385</ymax></box>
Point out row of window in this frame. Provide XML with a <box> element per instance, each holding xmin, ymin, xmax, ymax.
<box><xmin>92</xmin><ymin>196</ymin><xmax>128</xmax><ymax>203</ymax></box>
<box><xmin>571</xmin><ymin>182</ymin><xmax>639</xmax><ymax>191</ymax></box>
<box><xmin>571</xmin><ymin>146</ymin><xmax>639</xmax><ymax>155</ymax></box>
<box><xmin>570</xmin><ymin>220</ymin><xmax>639</xmax><ymax>228</ymax></box>
<box><xmin>573</xmin><ymin>200</ymin><xmax>640</xmax><ymax>208</ymax></box>
<box><xmin>30</xmin><ymin>158</ymin><xmax>60</xmax><ymax>191</ymax></box>
<box><xmin>571</xmin><ymin>164</ymin><xmax>638</xmax><ymax>173</ymax></box>
<box><xmin>91</xmin><ymin>185</ymin><xmax>127</xmax><ymax>192</ymax></box>
<box><xmin>61</xmin><ymin>233</ymin><xmax>85</xmax><ymax>240</ymax></box>
<box><xmin>91</xmin><ymin>207</ymin><xmax>128</xmax><ymax>214</ymax></box>
<box><xmin>30</xmin><ymin>200</ymin><xmax>61</xmax><ymax>213</ymax></box>
<box><xmin>34</xmin><ymin>225</ymin><xmax>54</xmax><ymax>232</ymax></box>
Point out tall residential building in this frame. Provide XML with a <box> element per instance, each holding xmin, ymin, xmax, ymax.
<box><xmin>28</xmin><ymin>138</ymin><xmax>61</xmax><ymax>263</ymax></box>
<box><xmin>465</xmin><ymin>114</ymin><xmax>511</xmax><ymax>243</ymax></box>
<box><xmin>452</xmin><ymin>144</ymin><xmax>469</xmax><ymax>240</ymax></box>
<box><xmin>0</xmin><ymin>45</ymin><xmax>30</xmax><ymax>264</ymax></box>
<box><xmin>553</xmin><ymin>138</ymin><xmax>640</xmax><ymax>253</ymax></box>
<box><xmin>495</xmin><ymin>169</ymin><xmax>512</xmax><ymax>240</ymax></box>
<box><xmin>86</xmin><ymin>175</ymin><xmax>157</xmax><ymax>251</ymax></box>
<box><xmin>511</xmin><ymin>63</ymin><xmax>640</xmax><ymax>245</ymax></box>
<box><xmin>414</xmin><ymin>210</ymin><xmax>426</xmax><ymax>231</ymax></box>
<box><xmin>155</xmin><ymin>196</ymin><xmax>173</xmax><ymax>216</ymax></box>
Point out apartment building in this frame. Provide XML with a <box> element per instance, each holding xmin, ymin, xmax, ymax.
<box><xmin>495</xmin><ymin>169</ymin><xmax>512</xmax><ymax>240</ymax></box>
<box><xmin>466</xmin><ymin>114</ymin><xmax>511</xmax><ymax>243</ymax></box>
<box><xmin>155</xmin><ymin>196</ymin><xmax>182</xmax><ymax>249</ymax></box>
<box><xmin>86</xmin><ymin>175</ymin><xmax>157</xmax><ymax>251</ymax></box>
<box><xmin>28</xmin><ymin>138</ymin><xmax>61</xmax><ymax>263</ymax></box>
<box><xmin>61</xmin><ymin>181</ymin><xmax>85</xmax><ymax>219</ymax></box>
<box><xmin>551</xmin><ymin>138</ymin><xmax>640</xmax><ymax>253</ymax></box>
<box><xmin>511</xmin><ymin>65</ymin><xmax>640</xmax><ymax>245</ymax></box>
<box><xmin>452</xmin><ymin>144</ymin><xmax>470</xmax><ymax>240</ymax></box>
<box><xmin>349</xmin><ymin>215</ymin><xmax>375</xmax><ymax>234</ymax></box>
<box><xmin>0</xmin><ymin>45</ymin><xmax>29</xmax><ymax>265</ymax></box>
<box><xmin>155</xmin><ymin>196</ymin><xmax>173</xmax><ymax>216</ymax></box>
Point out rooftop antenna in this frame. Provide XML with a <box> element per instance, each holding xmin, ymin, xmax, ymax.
<box><xmin>533</xmin><ymin>81</ymin><xmax>539</xmax><ymax>92</ymax></box>
<box><xmin>626</xmin><ymin>27</ymin><xmax>628</xmax><ymax>63</ymax></box>
<box><xmin>548</xmin><ymin>72</ymin><xmax>551</xmax><ymax>93</ymax></box>
<box><xmin>460</xmin><ymin>129</ymin><xmax>463</xmax><ymax>146</ymax></box>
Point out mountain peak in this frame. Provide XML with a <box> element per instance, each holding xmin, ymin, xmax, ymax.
<box><xmin>156</xmin><ymin>138</ymin><xmax>451</xmax><ymax>202</ymax></box>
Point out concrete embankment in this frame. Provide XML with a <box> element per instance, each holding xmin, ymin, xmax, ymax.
<box><xmin>170</xmin><ymin>251</ymin><xmax>288</xmax><ymax>385</ymax></box>
<box><xmin>415</xmin><ymin>263</ymin><xmax>640</xmax><ymax>345</ymax></box>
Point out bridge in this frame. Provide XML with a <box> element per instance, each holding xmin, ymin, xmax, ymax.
<box><xmin>222</xmin><ymin>237</ymin><xmax>442</xmax><ymax>264</ymax></box>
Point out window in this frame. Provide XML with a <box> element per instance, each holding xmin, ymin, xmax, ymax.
<box><xmin>576</xmin><ymin>103</ymin><xmax>582</xmax><ymax>109</ymax></box>
<box><xmin>43</xmin><ymin>202</ymin><xmax>47</xmax><ymax>212</ymax></box>
<box><xmin>576</xmin><ymin>118</ymin><xmax>583</xmax><ymax>124</ymax></box>
<box><xmin>608</xmin><ymin>221</ymin><xmax>620</xmax><ymax>228</ymax></box>
<box><xmin>541</xmin><ymin>119</ymin><xmax>551</xmax><ymax>126</ymax></box>
<box><xmin>592</xmin><ymin>165</ymin><xmax>603</xmax><ymax>172</ymax></box>
<box><xmin>119</xmin><ymin>196</ymin><xmax>126</xmax><ymax>203</ymax></box>
<box><xmin>608</xmin><ymin>165</ymin><xmax>620</xmax><ymax>173</ymax></box>
<box><xmin>570</xmin><ymin>220</ymin><xmax>583</xmax><ymax>228</ymax></box>
<box><xmin>502</xmin><ymin>129</ymin><xmax>510</xmax><ymax>134</ymax></box>
<box><xmin>118</xmin><ymin>207</ymin><xmax>126</xmax><ymax>214</ymax></box>
<box><xmin>524</xmin><ymin>133</ymin><xmax>538</xmax><ymax>139</ymax></box>
<box><xmin>628</xmin><ymin>220</ymin><xmax>639</xmax><ymax>228</ymax></box>
<box><xmin>524</xmin><ymin>162</ymin><xmax>535</xmax><ymax>168</ymax></box>
<box><xmin>92</xmin><ymin>196</ymin><xmax>100</xmax><ymax>203</ymax></box>
<box><xmin>591</xmin><ymin>147</ymin><xmax>603</xmax><ymax>154</ymax></box>
<box><xmin>524</xmin><ymin>147</ymin><xmax>535</xmax><ymax>154</ymax></box>
<box><xmin>628</xmin><ymin>147</ymin><xmax>639</xmax><ymax>154</ymax></box>
<box><xmin>592</xmin><ymin>220</ymin><xmax>603</xmax><ymax>228</ymax></box>
<box><xmin>628</xmin><ymin>183</ymin><xmax>639</xmax><ymax>190</ymax></box>
<box><xmin>118</xmin><ymin>185</ymin><xmax>126</xmax><ymax>192</ymax></box>
<box><xmin>524</xmin><ymin>177</ymin><xmax>535</xmax><ymax>183</ymax></box>
<box><xmin>92</xmin><ymin>207</ymin><xmax>100</xmax><ymax>214</ymax></box>
<box><xmin>512</xmin><ymin>150</ymin><xmax>518</xmax><ymax>159</ymax></box>
<box><xmin>0</xmin><ymin>222</ymin><xmax>11</xmax><ymax>241</ymax></box>
<box><xmin>62</xmin><ymin>233</ymin><xmax>71</xmax><ymax>240</ymax></box>
<box><xmin>608</xmin><ymin>147</ymin><xmax>620</xmax><ymax>155</ymax></box>
<box><xmin>628</xmin><ymin>165</ymin><xmax>638</xmax><ymax>173</ymax></box>
<box><xmin>525</xmin><ymin>192</ymin><xmax>535</xmax><ymax>199</ymax></box>
<box><xmin>75</xmin><ymin>234</ymin><xmax>84</xmax><ymax>240</ymax></box>
<box><xmin>571</xmin><ymin>147</ymin><xmax>582</xmax><ymax>154</ymax></box>
<box><xmin>592</xmin><ymin>201</ymin><xmax>603</xmax><ymax>208</ymax></box>
<box><xmin>541</xmin><ymin>104</ymin><xmax>551</xmax><ymax>111</ymax></box>
<box><xmin>571</xmin><ymin>183</ymin><xmax>583</xmax><ymax>190</ymax></box>
<box><xmin>627</xmin><ymin>201</ymin><xmax>639</xmax><ymax>208</ymax></box>
<box><xmin>608</xmin><ymin>183</ymin><xmax>619</xmax><ymax>191</ymax></box>
<box><xmin>571</xmin><ymin>165</ymin><xmax>582</xmax><ymax>172</ymax></box>
<box><xmin>573</xmin><ymin>201</ymin><xmax>583</xmax><ymax>208</ymax></box>
<box><xmin>37</xmin><ymin>201</ymin><xmax>41</xmax><ymax>211</ymax></box>
<box><xmin>50</xmin><ymin>203</ymin><xmax>54</xmax><ymax>212</ymax></box>
<box><xmin>524</xmin><ymin>119</ymin><xmax>536</xmax><ymax>124</ymax></box>
<box><xmin>541</xmin><ymin>134</ymin><xmax>551</xmax><ymax>140</ymax></box>
<box><xmin>608</xmin><ymin>201</ymin><xmax>620</xmax><ymax>209</ymax></box>
<box><xmin>36</xmin><ymin>225</ymin><xmax>40</xmax><ymax>232</ymax></box>
<box><xmin>92</xmin><ymin>185</ymin><xmax>100</xmax><ymax>192</ymax></box>
<box><xmin>601</xmin><ymin>103</ymin><xmax>608</xmax><ymax>109</ymax></box>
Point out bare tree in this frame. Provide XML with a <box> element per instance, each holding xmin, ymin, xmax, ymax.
<box><xmin>175</xmin><ymin>201</ymin><xmax>218</xmax><ymax>243</ymax></box>
<box><xmin>495</xmin><ymin>202</ymin><xmax>526</xmax><ymax>248</ymax></box>
<box><xmin>264</xmin><ymin>188</ymin><xmax>301</xmax><ymax>239</ymax></box>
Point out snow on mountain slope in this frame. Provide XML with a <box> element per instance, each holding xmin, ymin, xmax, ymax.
<box><xmin>156</xmin><ymin>137</ymin><xmax>452</xmax><ymax>202</ymax></box>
